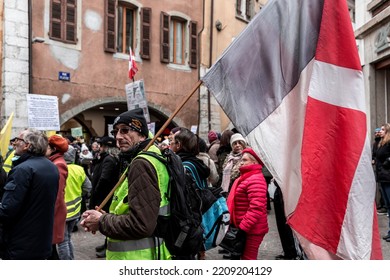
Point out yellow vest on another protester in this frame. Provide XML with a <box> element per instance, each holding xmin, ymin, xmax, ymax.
<box><xmin>2</xmin><ymin>150</ymin><xmax>15</xmax><ymax>174</ymax></box>
<box><xmin>65</xmin><ymin>164</ymin><xmax>86</xmax><ymax>220</ymax></box>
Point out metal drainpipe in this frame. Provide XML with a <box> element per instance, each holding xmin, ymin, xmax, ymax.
<box><xmin>208</xmin><ymin>0</ymin><xmax>214</xmax><ymax>132</ymax></box>
<box><xmin>28</xmin><ymin>0</ymin><xmax>32</xmax><ymax>94</ymax></box>
<box><xmin>197</xmin><ymin>0</ymin><xmax>206</xmax><ymax>134</ymax></box>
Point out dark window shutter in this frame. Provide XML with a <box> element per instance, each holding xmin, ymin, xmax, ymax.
<box><xmin>140</xmin><ymin>7</ymin><xmax>151</xmax><ymax>60</ymax></box>
<box><xmin>104</xmin><ymin>0</ymin><xmax>116</xmax><ymax>53</ymax></box>
<box><xmin>50</xmin><ymin>0</ymin><xmax>62</xmax><ymax>40</ymax></box>
<box><xmin>189</xmin><ymin>21</ymin><xmax>197</xmax><ymax>69</ymax></box>
<box><xmin>65</xmin><ymin>0</ymin><xmax>77</xmax><ymax>43</ymax></box>
<box><xmin>160</xmin><ymin>12</ymin><xmax>170</xmax><ymax>63</ymax></box>
<box><xmin>245</xmin><ymin>0</ymin><xmax>251</xmax><ymax>18</ymax></box>
<box><xmin>236</xmin><ymin>0</ymin><xmax>242</xmax><ymax>14</ymax></box>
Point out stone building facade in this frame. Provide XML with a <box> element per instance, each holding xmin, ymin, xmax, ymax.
<box><xmin>1</xmin><ymin>0</ymin><xmax>266</xmax><ymax>141</ymax></box>
<box><xmin>355</xmin><ymin>0</ymin><xmax>390</xmax><ymax>135</ymax></box>
<box><xmin>2</xmin><ymin>0</ymin><xmax>204</xmax><ymax>140</ymax></box>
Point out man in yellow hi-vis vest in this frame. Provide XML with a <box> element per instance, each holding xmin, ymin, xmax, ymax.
<box><xmin>81</xmin><ymin>108</ymin><xmax>171</xmax><ymax>260</ymax></box>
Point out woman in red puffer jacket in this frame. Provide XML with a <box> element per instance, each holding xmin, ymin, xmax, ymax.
<box><xmin>227</xmin><ymin>147</ymin><xmax>269</xmax><ymax>260</ymax></box>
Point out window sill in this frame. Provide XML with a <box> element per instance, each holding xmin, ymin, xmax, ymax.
<box><xmin>167</xmin><ymin>63</ymin><xmax>192</xmax><ymax>72</ymax></box>
<box><xmin>235</xmin><ymin>15</ymin><xmax>251</xmax><ymax>23</ymax></box>
<box><xmin>113</xmin><ymin>52</ymin><xmax>141</xmax><ymax>62</ymax></box>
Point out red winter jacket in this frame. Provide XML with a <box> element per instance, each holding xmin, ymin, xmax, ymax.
<box><xmin>49</xmin><ymin>153</ymin><xmax>68</xmax><ymax>244</ymax></box>
<box><xmin>227</xmin><ymin>164</ymin><xmax>268</xmax><ymax>235</ymax></box>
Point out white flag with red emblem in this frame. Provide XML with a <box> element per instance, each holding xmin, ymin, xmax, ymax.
<box><xmin>202</xmin><ymin>0</ymin><xmax>382</xmax><ymax>260</ymax></box>
<box><xmin>128</xmin><ymin>47</ymin><xmax>138</xmax><ymax>80</ymax></box>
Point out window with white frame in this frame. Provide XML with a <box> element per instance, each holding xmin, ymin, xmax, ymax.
<box><xmin>104</xmin><ymin>0</ymin><xmax>151</xmax><ymax>59</ymax></box>
<box><xmin>160</xmin><ymin>12</ymin><xmax>197</xmax><ymax>68</ymax></box>
<box><xmin>117</xmin><ymin>3</ymin><xmax>135</xmax><ymax>53</ymax></box>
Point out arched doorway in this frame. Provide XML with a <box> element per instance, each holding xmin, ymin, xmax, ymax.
<box><xmin>60</xmin><ymin>101</ymin><xmax>182</xmax><ymax>145</ymax></box>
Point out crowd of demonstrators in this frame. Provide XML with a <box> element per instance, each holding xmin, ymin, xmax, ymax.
<box><xmin>46</xmin><ymin>135</ymin><xmax>69</xmax><ymax>259</ymax></box>
<box><xmin>58</xmin><ymin>145</ymin><xmax>92</xmax><ymax>260</ymax></box>
<box><xmin>89</xmin><ymin>136</ymin><xmax>120</xmax><ymax>258</ymax></box>
<box><xmin>227</xmin><ymin>148</ymin><xmax>269</xmax><ymax>260</ymax></box>
<box><xmin>0</xmin><ymin>129</ymin><xmax>59</xmax><ymax>259</ymax></box>
<box><xmin>0</xmin><ymin>118</ymin><xmax>282</xmax><ymax>260</ymax></box>
<box><xmin>81</xmin><ymin>108</ymin><xmax>172</xmax><ymax>260</ymax></box>
<box><xmin>375</xmin><ymin>123</ymin><xmax>390</xmax><ymax>242</ymax></box>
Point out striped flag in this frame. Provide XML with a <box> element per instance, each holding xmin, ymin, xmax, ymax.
<box><xmin>128</xmin><ymin>47</ymin><xmax>138</xmax><ymax>80</ymax></box>
<box><xmin>201</xmin><ymin>0</ymin><xmax>382</xmax><ymax>259</ymax></box>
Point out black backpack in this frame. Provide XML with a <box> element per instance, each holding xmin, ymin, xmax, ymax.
<box><xmin>140</xmin><ymin>149</ymin><xmax>204</xmax><ymax>258</ymax></box>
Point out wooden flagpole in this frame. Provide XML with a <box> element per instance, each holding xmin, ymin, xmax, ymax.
<box><xmin>96</xmin><ymin>80</ymin><xmax>203</xmax><ymax>211</ymax></box>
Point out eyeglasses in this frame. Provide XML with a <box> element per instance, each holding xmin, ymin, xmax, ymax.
<box><xmin>14</xmin><ymin>137</ymin><xmax>26</xmax><ymax>143</ymax></box>
<box><xmin>110</xmin><ymin>127</ymin><xmax>133</xmax><ymax>137</ymax></box>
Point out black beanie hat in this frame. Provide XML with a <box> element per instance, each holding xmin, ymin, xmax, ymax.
<box><xmin>113</xmin><ymin>108</ymin><xmax>149</xmax><ymax>137</ymax></box>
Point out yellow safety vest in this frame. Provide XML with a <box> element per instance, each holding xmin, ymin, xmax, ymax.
<box><xmin>65</xmin><ymin>164</ymin><xmax>86</xmax><ymax>220</ymax></box>
<box><xmin>2</xmin><ymin>150</ymin><xmax>14</xmax><ymax>174</ymax></box>
<box><xmin>106</xmin><ymin>145</ymin><xmax>171</xmax><ymax>260</ymax></box>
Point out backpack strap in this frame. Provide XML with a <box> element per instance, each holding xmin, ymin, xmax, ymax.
<box><xmin>139</xmin><ymin>151</ymin><xmax>167</xmax><ymax>165</ymax></box>
<box><xmin>183</xmin><ymin>161</ymin><xmax>207</xmax><ymax>189</ymax></box>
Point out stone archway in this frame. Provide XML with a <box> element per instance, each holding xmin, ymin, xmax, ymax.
<box><xmin>60</xmin><ymin>97</ymin><xmax>186</xmax><ymax>138</ymax></box>
<box><xmin>60</xmin><ymin>96</ymin><xmax>128</xmax><ymax>124</ymax></box>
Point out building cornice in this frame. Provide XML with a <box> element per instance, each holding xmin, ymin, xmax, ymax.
<box><xmin>355</xmin><ymin>5</ymin><xmax>390</xmax><ymax>39</ymax></box>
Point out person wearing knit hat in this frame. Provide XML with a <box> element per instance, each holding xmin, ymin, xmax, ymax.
<box><xmin>112</xmin><ymin>108</ymin><xmax>149</xmax><ymax>137</ymax></box>
<box><xmin>81</xmin><ymin>108</ymin><xmax>172</xmax><ymax>260</ymax></box>
<box><xmin>220</xmin><ymin>133</ymin><xmax>247</xmax><ymax>195</ymax></box>
<box><xmin>226</xmin><ymin>145</ymin><xmax>268</xmax><ymax>260</ymax></box>
<box><xmin>208</xmin><ymin>130</ymin><xmax>218</xmax><ymax>143</ymax></box>
<box><xmin>230</xmin><ymin>133</ymin><xmax>247</xmax><ymax>148</ymax></box>
<box><xmin>46</xmin><ymin>134</ymin><xmax>69</xmax><ymax>259</ymax></box>
<box><xmin>241</xmin><ymin>148</ymin><xmax>263</xmax><ymax>166</ymax></box>
<box><xmin>48</xmin><ymin>134</ymin><xmax>69</xmax><ymax>154</ymax></box>
<box><xmin>207</xmin><ymin>130</ymin><xmax>220</xmax><ymax>165</ymax></box>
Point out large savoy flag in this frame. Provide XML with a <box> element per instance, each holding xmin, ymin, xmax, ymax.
<box><xmin>201</xmin><ymin>0</ymin><xmax>382</xmax><ymax>259</ymax></box>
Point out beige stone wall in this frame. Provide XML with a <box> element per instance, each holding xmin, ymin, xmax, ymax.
<box><xmin>199</xmin><ymin>0</ymin><xmax>267</xmax><ymax>137</ymax></box>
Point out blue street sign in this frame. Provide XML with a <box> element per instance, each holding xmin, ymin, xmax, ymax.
<box><xmin>58</xmin><ymin>71</ymin><xmax>70</xmax><ymax>81</ymax></box>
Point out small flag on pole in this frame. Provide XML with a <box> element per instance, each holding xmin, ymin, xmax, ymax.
<box><xmin>128</xmin><ymin>47</ymin><xmax>138</xmax><ymax>80</ymax></box>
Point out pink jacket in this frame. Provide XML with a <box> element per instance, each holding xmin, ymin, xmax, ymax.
<box><xmin>49</xmin><ymin>153</ymin><xmax>68</xmax><ymax>244</ymax></box>
<box><xmin>227</xmin><ymin>164</ymin><xmax>268</xmax><ymax>235</ymax></box>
